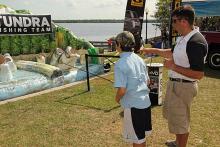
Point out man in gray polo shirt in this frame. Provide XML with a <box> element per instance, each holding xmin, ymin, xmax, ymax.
<box><xmin>141</xmin><ymin>5</ymin><xmax>208</xmax><ymax>147</ymax></box>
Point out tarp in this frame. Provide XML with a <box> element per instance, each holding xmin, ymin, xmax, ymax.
<box><xmin>182</xmin><ymin>0</ymin><xmax>220</xmax><ymax>16</ymax></box>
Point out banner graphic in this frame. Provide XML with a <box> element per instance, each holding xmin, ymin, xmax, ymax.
<box><xmin>124</xmin><ymin>0</ymin><xmax>146</xmax><ymax>52</ymax></box>
<box><xmin>0</xmin><ymin>14</ymin><xmax>52</xmax><ymax>35</ymax></box>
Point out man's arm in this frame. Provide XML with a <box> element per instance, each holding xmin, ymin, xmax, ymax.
<box><xmin>140</xmin><ymin>48</ymin><xmax>173</xmax><ymax>59</ymax></box>
<box><xmin>164</xmin><ymin>59</ymin><xmax>204</xmax><ymax>80</ymax></box>
<box><xmin>115</xmin><ymin>87</ymin><xmax>126</xmax><ymax>104</ymax></box>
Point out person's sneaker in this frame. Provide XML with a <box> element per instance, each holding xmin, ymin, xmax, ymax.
<box><xmin>165</xmin><ymin>140</ymin><xmax>177</xmax><ymax>147</ymax></box>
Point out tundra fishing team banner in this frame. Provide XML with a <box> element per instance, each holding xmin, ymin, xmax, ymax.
<box><xmin>124</xmin><ymin>0</ymin><xmax>146</xmax><ymax>52</ymax></box>
<box><xmin>0</xmin><ymin>14</ymin><xmax>52</xmax><ymax>35</ymax></box>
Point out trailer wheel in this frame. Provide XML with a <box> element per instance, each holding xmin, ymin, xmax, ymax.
<box><xmin>208</xmin><ymin>51</ymin><xmax>220</xmax><ymax>70</ymax></box>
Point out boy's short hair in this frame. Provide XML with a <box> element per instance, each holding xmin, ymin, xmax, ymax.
<box><xmin>172</xmin><ymin>5</ymin><xmax>195</xmax><ymax>26</ymax></box>
<box><xmin>115</xmin><ymin>31</ymin><xmax>135</xmax><ymax>52</ymax></box>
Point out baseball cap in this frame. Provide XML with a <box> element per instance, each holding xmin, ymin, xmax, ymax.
<box><xmin>115</xmin><ymin>31</ymin><xmax>135</xmax><ymax>48</ymax></box>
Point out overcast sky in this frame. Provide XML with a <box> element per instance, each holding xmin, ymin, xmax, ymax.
<box><xmin>0</xmin><ymin>0</ymin><xmax>158</xmax><ymax>20</ymax></box>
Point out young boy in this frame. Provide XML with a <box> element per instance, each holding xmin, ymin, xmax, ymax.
<box><xmin>114</xmin><ymin>31</ymin><xmax>152</xmax><ymax>147</ymax></box>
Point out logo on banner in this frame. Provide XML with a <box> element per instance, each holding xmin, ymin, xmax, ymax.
<box><xmin>149</xmin><ymin>70</ymin><xmax>159</xmax><ymax>76</ymax></box>
<box><xmin>172</xmin><ymin>0</ymin><xmax>181</xmax><ymax>37</ymax></box>
<box><xmin>0</xmin><ymin>14</ymin><xmax>52</xmax><ymax>35</ymax></box>
<box><xmin>131</xmin><ymin>0</ymin><xmax>144</xmax><ymax>7</ymax></box>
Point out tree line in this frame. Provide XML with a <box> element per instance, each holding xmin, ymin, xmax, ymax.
<box><xmin>53</xmin><ymin>19</ymin><xmax>158</xmax><ymax>23</ymax></box>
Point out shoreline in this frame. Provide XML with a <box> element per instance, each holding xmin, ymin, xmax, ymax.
<box><xmin>53</xmin><ymin>19</ymin><xmax>158</xmax><ymax>23</ymax></box>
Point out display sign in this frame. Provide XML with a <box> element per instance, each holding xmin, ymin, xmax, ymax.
<box><xmin>0</xmin><ymin>14</ymin><xmax>52</xmax><ymax>35</ymax></box>
<box><xmin>147</xmin><ymin>63</ymin><xmax>163</xmax><ymax>106</ymax></box>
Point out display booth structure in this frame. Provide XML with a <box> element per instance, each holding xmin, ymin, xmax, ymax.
<box><xmin>147</xmin><ymin>63</ymin><xmax>163</xmax><ymax>106</ymax></box>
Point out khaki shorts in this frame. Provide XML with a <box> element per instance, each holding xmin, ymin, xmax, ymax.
<box><xmin>163</xmin><ymin>80</ymin><xmax>198</xmax><ymax>134</ymax></box>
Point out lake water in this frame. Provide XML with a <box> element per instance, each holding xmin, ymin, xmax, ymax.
<box><xmin>57</xmin><ymin>23</ymin><xmax>161</xmax><ymax>41</ymax></box>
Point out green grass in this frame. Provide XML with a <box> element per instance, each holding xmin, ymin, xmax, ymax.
<box><xmin>0</xmin><ymin>58</ymin><xmax>219</xmax><ymax>147</ymax></box>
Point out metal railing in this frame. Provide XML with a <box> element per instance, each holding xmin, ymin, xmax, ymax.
<box><xmin>85</xmin><ymin>54</ymin><xmax>120</xmax><ymax>91</ymax></box>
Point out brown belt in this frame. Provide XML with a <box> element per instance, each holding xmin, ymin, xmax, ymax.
<box><xmin>169</xmin><ymin>78</ymin><xmax>195</xmax><ymax>83</ymax></box>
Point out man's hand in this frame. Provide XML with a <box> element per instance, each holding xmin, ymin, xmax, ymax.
<box><xmin>164</xmin><ymin>58</ymin><xmax>176</xmax><ymax>70</ymax></box>
<box><xmin>164</xmin><ymin>58</ymin><xmax>204</xmax><ymax>80</ymax></box>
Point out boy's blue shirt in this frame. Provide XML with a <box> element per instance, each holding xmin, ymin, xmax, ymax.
<box><xmin>114</xmin><ymin>52</ymin><xmax>151</xmax><ymax>109</ymax></box>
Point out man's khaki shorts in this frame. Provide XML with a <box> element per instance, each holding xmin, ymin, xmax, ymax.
<box><xmin>163</xmin><ymin>80</ymin><xmax>198</xmax><ymax>134</ymax></box>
